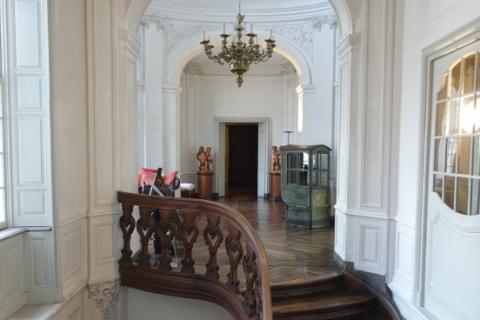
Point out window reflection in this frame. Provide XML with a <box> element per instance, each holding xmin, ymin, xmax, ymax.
<box><xmin>463</xmin><ymin>55</ymin><xmax>476</xmax><ymax>94</ymax></box>
<box><xmin>444</xmin><ymin>176</ymin><xmax>455</xmax><ymax>210</ymax></box>
<box><xmin>471</xmin><ymin>179</ymin><xmax>480</xmax><ymax>215</ymax></box>
<box><xmin>456</xmin><ymin>178</ymin><xmax>469</xmax><ymax>214</ymax></box>
<box><xmin>433</xmin><ymin>53</ymin><xmax>480</xmax><ymax>216</ymax></box>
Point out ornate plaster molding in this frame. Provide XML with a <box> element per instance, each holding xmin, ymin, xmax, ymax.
<box><xmin>279</xmin><ymin>63</ymin><xmax>296</xmax><ymax>76</ymax></box>
<box><xmin>141</xmin><ymin>10</ymin><xmax>335</xmax><ymax>61</ymax></box>
<box><xmin>183</xmin><ymin>62</ymin><xmax>204</xmax><ymax>75</ymax></box>
<box><xmin>312</xmin><ymin>14</ymin><xmax>337</xmax><ymax>31</ymax></box>
<box><xmin>87</xmin><ymin>281</ymin><xmax>120</xmax><ymax>320</ymax></box>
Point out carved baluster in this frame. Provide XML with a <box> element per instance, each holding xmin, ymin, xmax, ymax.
<box><xmin>119</xmin><ymin>202</ymin><xmax>135</xmax><ymax>264</ymax></box>
<box><xmin>204</xmin><ymin>215</ymin><xmax>223</xmax><ymax>279</ymax></box>
<box><xmin>255</xmin><ymin>277</ymin><xmax>263</xmax><ymax>318</ymax></box>
<box><xmin>157</xmin><ymin>209</ymin><xmax>175</xmax><ymax>270</ymax></box>
<box><xmin>136</xmin><ymin>206</ymin><xmax>154</xmax><ymax>266</ymax></box>
<box><xmin>242</xmin><ymin>245</ymin><xmax>259</xmax><ymax>317</ymax></box>
<box><xmin>225</xmin><ymin>227</ymin><xmax>244</xmax><ymax>293</ymax></box>
<box><xmin>177</xmin><ymin>210</ymin><xmax>199</xmax><ymax>273</ymax></box>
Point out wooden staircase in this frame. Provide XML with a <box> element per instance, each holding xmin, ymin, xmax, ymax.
<box><xmin>271</xmin><ymin>273</ymin><xmax>399</xmax><ymax>320</ymax></box>
<box><xmin>117</xmin><ymin>192</ymin><xmax>401</xmax><ymax>320</ymax></box>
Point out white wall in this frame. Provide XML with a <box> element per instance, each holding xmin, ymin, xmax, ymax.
<box><xmin>126</xmin><ymin>288</ymin><xmax>233</xmax><ymax>320</ymax></box>
<box><xmin>389</xmin><ymin>0</ymin><xmax>480</xmax><ymax>319</ymax></box>
<box><xmin>179</xmin><ymin>64</ymin><xmax>295</xmax><ymax>196</ymax></box>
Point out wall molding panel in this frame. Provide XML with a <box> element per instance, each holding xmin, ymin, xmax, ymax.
<box><xmin>334</xmin><ymin>0</ymin><xmax>396</xmax><ymax>276</ymax></box>
<box><xmin>0</xmin><ymin>234</ymin><xmax>25</xmax><ymax>319</ymax></box>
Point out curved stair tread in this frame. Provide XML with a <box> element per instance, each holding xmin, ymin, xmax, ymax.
<box><xmin>272</xmin><ymin>290</ymin><xmax>375</xmax><ymax>316</ymax></box>
<box><xmin>271</xmin><ymin>274</ymin><xmax>344</xmax><ymax>299</ymax></box>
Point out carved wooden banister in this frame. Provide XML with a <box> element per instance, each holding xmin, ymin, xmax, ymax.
<box><xmin>117</xmin><ymin>191</ymin><xmax>272</xmax><ymax>320</ymax></box>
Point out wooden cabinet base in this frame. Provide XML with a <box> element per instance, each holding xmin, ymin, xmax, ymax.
<box><xmin>270</xmin><ymin>172</ymin><xmax>282</xmax><ymax>201</ymax></box>
<box><xmin>197</xmin><ymin>172</ymin><xmax>214</xmax><ymax>200</ymax></box>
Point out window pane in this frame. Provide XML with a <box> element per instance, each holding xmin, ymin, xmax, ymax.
<box><xmin>477</xmin><ymin>53</ymin><xmax>480</xmax><ymax>91</ymax></box>
<box><xmin>473</xmin><ymin>136</ymin><xmax>480</xmax><ymax>176</ymax></box>
<box><xmin>444</xmin><ymin>176</ymin><xmax>455</xmax><ymax>210</ymax></box>
<box><xmin>447</xmin><ymin>99</ymin><xmax>460</xmax><ymax>135</ymax></box>
<box><xmin>434</xmin><ymin>138</ymin><xmax>446</xmax><ymax>172</ymax></box>
<box><xmin>450</xmin><ymin>62</ymin><xmax>461</xmax><ymax>97</ymax></box>
<box><xmin>471</xmin><ymin>179</ymin><xmax>480</xmax><ymax>215</ymax></box>
<box><xmin>433</xmin><ymin>174</ymin><xmax>443</xmax><ymax>198</ymax></box>
<box><xmin>459</xmin><ymin>96</ymin><xmax>475</xmax><ymax>134</ymax></box>
<box><xmin>456</xmin><ymin>177</ymin><xmax>469</xmax><ymax>214</ymax></box>
<box><xmin>436</xmin><ymin>102</ymin><xmax>446</xmax><ymax>136</ymax></box>
<box><xmin>474</xmin><ymin>95</ymin><xmax>480</xmax><ymax>133</ymax></box>
<box><xmin>446</xmin><ymin>138</ymin><xmax>458</xmax><ymax>173</ymax></box>
<box><xmin>437</xmin><ymin>74</ymin><xmax>448</xmax><ymax>101</ymax></box>
<box><xmin>463</xmin><ymin>55</ymin><xmax>476</xmax><ymax>94</ymax></box>
<box><xmin>458</xmin><ymin>137</ymin><xmax>471</xmax><ymax>175</ymax></box>
<box><xmin>0</xmin><ymin>190</ymin><xmax>5</xmax><ymax>225</ymax></box>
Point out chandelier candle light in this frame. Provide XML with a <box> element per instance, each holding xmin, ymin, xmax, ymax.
<box><xmin>200</xmin><ymin>0</ymin><xmax>276</xmax><ymax>87</ymax></box>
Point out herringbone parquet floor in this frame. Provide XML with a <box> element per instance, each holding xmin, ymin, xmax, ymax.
<box><xmin>219</xmin><ymin>194</ymin><xmax>342</xmax><ymax>284</ymax></box>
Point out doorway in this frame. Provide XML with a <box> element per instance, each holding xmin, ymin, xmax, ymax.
<box><xmin>422</xmin><ymin>37</ymin><xmax>480</xmax><ymax>319</ymax></box>
<box><xmin>225</xmin><ymin>124</ymin><xmax>259</xmax><ymax>198</ymax></box>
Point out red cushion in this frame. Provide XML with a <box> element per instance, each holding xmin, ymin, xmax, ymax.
<box><xmin>138</xmin><ymin>168</ymin><xmax>157</xmax><ymax>187</ymax></box>
<box><xmin>163</xmin><ymin>170</ymin><xmax>178</xmax><ymax>186</ymax></box>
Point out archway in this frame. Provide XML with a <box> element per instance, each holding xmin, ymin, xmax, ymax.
<box><xmin>124</xmin><ymin>0</ymin><xmax>355</xmax><ymax>252</ymax></box>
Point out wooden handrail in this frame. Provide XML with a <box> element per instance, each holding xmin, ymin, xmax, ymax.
<box><xmin>117</xmin><ymin>191</ymin><xmax>272</xmax><ymax>320</ymax></box>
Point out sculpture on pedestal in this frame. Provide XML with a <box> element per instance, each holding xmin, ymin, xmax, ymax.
<box><xmin>197</xmin><ymin>146</ymin><xmax>213</xmax><ymax>173</ymax></box>
<box><xmin>272</xmin><ymin>146</ymin><xmax>281</xmax><ymax>172</ymax></box>
<box><xmin>196</xmin><ymin>146</ymin><xmax>214</xmax><ymax>199</ymax></box>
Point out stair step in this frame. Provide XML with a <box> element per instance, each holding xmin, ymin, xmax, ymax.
<box><xmin>272</xmin><ymin>290</ymin><xmax>375</xmax><ymax>320</ymax></box>
<box><xmin>271</xmin><ymin>274</ymin><xmax>343</xmax><ymax>299</ymax></box>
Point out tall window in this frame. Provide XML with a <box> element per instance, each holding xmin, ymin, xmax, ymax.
<box><xmin>0</xmin><ymin>83</ymin><xmax>5</xmax><ymax>229</ymax></box>
<box><xmin>0</xmin><ymin>0</ymin><xmax>6</xmax><ymax>229</ymax></box>
<box><xmin>433</xmin><ymin>53</ymin><xmax>480</xmax><ymax>215</ymax></box>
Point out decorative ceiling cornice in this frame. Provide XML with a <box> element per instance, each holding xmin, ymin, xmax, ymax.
<box><xmin>145</xmin><ymin>3</ymin><xmax>334</xmax><ymax>23</ymax></box>
<box><xmin>142</xmin><ymin>13</ymin><xmax>336</xmax><ymax>61</ymax></box>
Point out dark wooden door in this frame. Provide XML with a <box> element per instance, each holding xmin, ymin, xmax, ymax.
<box><xmin>227</xmin><ymin>124</ymin><xmax>258</xmax><ymax>188</ymax></box>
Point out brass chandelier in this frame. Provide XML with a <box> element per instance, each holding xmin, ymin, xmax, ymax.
<box><xmin>200</xmin><ymin>1</ymin><xmax>276</xmax><ymax>87</ymax></box>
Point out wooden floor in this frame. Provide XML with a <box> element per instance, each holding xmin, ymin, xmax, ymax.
<box><xmin>219</xmin><ymin>194</ymin><xmax>342</xmax><ymax>285</ymax></box>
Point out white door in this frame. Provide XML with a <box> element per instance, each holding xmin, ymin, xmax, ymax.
<box><xmin>425</xmin><ymin>41</ymin><xmax>480</xmax><ymax>320</ymax></box>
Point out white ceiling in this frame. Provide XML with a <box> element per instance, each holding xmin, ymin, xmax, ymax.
<box><xmin>150</xmin><ymin>0</ymin><xmax>329</xmax><ymax>13</ymax></box>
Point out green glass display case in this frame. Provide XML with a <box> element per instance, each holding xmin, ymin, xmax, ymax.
<box><xmin>280</xmin><ymin>144</ymin><xmax>331</xmax><ymax>228</ymax></box>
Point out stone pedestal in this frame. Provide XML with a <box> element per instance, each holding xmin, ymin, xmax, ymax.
<box><xmin>197</xmin><ymin>171</ymin><xmax>214</xmax><ymax>200</ymax></box>
<box><xmin>270</xmin><ymin>171</ymin><xmax>282</xmax><ymax>201</ymax></box>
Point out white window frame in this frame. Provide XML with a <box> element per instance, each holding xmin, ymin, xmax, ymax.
<box><xmin>0</xmin><ymin>0</ymin><xmax>8</xmax><ymax>230</ymax></box>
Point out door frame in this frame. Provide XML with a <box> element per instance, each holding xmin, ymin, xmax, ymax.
<box><xmin>214</xmin><ymin>117</ymin><xmax>271</xmax><ymax>197</ymax></box>
<box><xmin>417</xmin><ymin>18</ymin><xmax>480</xmax><ymax>309</ymax></box>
